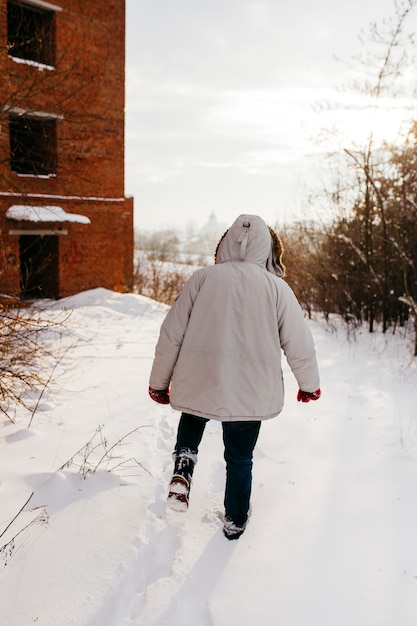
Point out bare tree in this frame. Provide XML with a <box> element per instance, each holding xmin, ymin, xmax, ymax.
<box><xmin>305</xmin><ymin>0</ymin><xmax>417</xmax><ymax>352</ymax></box>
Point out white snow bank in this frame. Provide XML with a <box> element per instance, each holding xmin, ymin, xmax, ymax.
<box><xmin>0</xmin><ymin>288</ymin><xmax>416</xmax><ymax>626</ymax></box>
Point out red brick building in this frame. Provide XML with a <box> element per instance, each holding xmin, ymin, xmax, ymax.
<box><xmin>0</xmin><ymin>0</ymin><xmax>133</xmax><ymax>299</ymax></box>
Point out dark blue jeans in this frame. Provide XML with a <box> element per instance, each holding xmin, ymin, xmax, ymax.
<box><xmin>175</xmin><ymin>412</ymin><xmax>261</xmax><ymax>526</ymax></box>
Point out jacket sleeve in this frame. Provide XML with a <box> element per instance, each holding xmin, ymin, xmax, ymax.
<box><xmin>276</xmin><ymin>281</ymin><xmax>320</xmax><ymax>392</ymax></box>
<box><xmin>149</xmin><ymin>269</ymin><xmax>206</xmax><ymax>390</ymax></box>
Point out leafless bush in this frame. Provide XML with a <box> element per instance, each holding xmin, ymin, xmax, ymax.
<box><xmin>57</xmin><ymin>424</ymin><xmax>152</xmax><ymax>479</ymax></box>
<box><xmin>0</xmin><ymin>297</ymin><xmax>70</xmax><ymax>424</ymax></box>
<box><xmin>133</xmin><ymin>257</ymin><xmax>195</xmax><ymax>305</ymax></box>
<box><xmin>133</xmin><ymin>230</ymin><xmax>207</xmax><ymax>304</ymax></box>
<box><xmin>0</xmin><ymin>492</ymin><xmax>49</xmax><ymax>570</ymax></box>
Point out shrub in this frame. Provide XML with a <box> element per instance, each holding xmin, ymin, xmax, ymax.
<box><xmin>0</xmin><ymin>297</ymin><xmax>68</xmax><ymax>424</ymax></box>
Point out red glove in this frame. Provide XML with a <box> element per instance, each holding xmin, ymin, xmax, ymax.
<box><xmin>149</xmin><ymin>386</ymin><xmax>170</xmax><ymax>404</ymax></box>
<box><xmin>297</xmin><ymin>388</ymin><xmax>321</xmax><ymax>403</ymax></box>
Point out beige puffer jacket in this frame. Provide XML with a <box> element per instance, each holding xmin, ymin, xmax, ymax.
<box><xmin>149</xmin><ymin>214</ymin><xmax>320</xmax><ymax>421</ymax></box>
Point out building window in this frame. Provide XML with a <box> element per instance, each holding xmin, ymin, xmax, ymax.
<box><xmin>7</xmin><ymin>0</ymin><xmax>55</xmax><ymax>67</ymax></box>
<box><xmin>9</xmin><ymin>113</ymin><xmax>57</xmax><ymax>176</ymax></box>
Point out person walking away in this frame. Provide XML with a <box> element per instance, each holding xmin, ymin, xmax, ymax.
<box><xmin>149</xmin><ymin>214</ymin><xmax>320</xmax><ymax>539</ymax></box>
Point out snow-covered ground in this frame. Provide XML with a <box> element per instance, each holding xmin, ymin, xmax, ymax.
<box><xmin>1</xmin><ymin>288</ymin><xmax>416</xmax><ymax>626</ymax></box>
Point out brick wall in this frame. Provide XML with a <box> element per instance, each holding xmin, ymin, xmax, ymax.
<box><xmin>0</xmin><ymin>195</ymin><xmax>134</xmax><ymax>297</ymax></box>
<box><xmin>0</xmin><ymin>0</ymin><xmax>134</xmax><ymax>298</ymax></box>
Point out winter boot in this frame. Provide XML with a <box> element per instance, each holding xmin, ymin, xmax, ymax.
<box><xmin>223</xmin><ymin>516</ymin><xmax>247</xmax><ymax>540</ymax></box>
<box><xmin>167</xmin><ymin>447</ymin><xmax>198</xmax><ymax>512</ymax></box>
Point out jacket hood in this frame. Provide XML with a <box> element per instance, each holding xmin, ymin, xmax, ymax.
<box><xmin>215</xmin><ymin>214</ymin><xmax>284</xmax><ymax>276</ymax></box>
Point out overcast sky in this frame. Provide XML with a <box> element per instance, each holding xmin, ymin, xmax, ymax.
<box><xmin>125</xmin><ymin>0</ymin><xmax>412</xmax><ymax>232</ymax></box>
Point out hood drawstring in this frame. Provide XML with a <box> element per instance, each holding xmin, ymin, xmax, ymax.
<box><xmin>237</xmin><ymin>220</ymin><xmax>250</xmax><ymax>261</ymax></box>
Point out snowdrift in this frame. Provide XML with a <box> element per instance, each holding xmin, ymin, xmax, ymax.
<box><xmin>1</xmin><ymin>288</ymin><xmax>416</xmax><ymax>626</ymax></box>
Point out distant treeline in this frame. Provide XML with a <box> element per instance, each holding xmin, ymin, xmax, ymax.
<box><xmin>134</xmin><ymin>124</ymin><xmax>417</xmax><ymax>356</ymax></box>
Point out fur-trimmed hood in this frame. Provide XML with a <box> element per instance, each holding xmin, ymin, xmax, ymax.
<box><xmin>215</xmin><ymin>214</ymin><xmax>284</xmax><ymax>277</ymax></box>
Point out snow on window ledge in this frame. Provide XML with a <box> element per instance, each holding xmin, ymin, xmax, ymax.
<box><xmin>8</xmin><ymin>54</ymin><xmax>55</xmax><ymax>72</ymax></box>
<box><xmin>15</xmin><ymin>173</ymin><xmax>57</xmax><ymax>179</ymax></box>
<box><xmin>4</xmin><ymin>106</ymin><xmax>63</xmax><ymax>120</ymax></box>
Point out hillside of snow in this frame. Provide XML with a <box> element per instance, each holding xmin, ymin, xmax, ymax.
<box><xmin>1</xmin><ymin>288</ymin><xmax>416</xmax><ymax>626</ymax></box>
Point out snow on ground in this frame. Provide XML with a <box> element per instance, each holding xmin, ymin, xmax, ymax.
<box><xmin>1</xmin><ymin>287</ymin><xmax>417</xmax><ymax>626</ymax></box>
